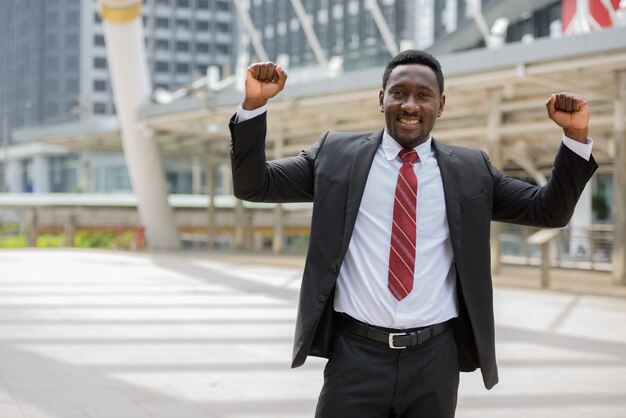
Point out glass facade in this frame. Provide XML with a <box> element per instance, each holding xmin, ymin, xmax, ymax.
<box><xmin>0</xmin><ymin>0</ymin><xmax>237</xmax><ymax>194</ymax></box>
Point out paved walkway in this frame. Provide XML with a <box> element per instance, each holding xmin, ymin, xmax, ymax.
<box><xmin>0</xmin><ymin>249</ymin><xmax>624</xmax><ymax>418</ymax></box>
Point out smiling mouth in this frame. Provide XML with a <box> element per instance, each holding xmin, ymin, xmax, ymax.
<box><xmin>398</xmin><ymin>117</ymin><xmax>421</xmax><ymax>127</ymax></box>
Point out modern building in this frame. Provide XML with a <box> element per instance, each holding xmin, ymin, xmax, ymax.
<box><xmin>0</xmin><ymin>0</ymin><xmax>237</xmax><ymax>194</ymax></box>
<box><xmin>241</xmin><ymin>0</ymin><xmax>571</xmax><ymax>72</ymax></box>
<box><xmin>1</xmin><ymin>0</ymin><xmax>625</xmax><ymax>279</ymax></box>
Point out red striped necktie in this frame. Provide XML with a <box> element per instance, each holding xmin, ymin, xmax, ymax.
<box><xmin>388</xmin><ymin>148</ymin><xmax>419</xmax><ymax>301</ymax></box>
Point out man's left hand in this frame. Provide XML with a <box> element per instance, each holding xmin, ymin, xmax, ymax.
<box><xmin>546</xmin><ymin>92</ymin><xmax>589</xmax><ymax>143</ymax></box>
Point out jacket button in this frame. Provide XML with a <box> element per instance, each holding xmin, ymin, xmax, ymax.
<box><xmin>329</xmin><ymin>264</ymin><xmax>338</xmax><ymax>273</ymax></box>
<box><xmin>318</xmin><ymin>294</ymin><xmax>326</xmax><ymax>303</ymax></box>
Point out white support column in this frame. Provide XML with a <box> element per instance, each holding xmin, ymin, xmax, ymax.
<box><xmin>234</xmin><ymin>199</ymin><xmax>246</xmax><ymax>250</ymax></box>
<box><xmin>206</xmin><ymin>157</ymin><xmax>218</xmax><ymax>250</ymax></box>
<box><xmin>7</xmin><ymin>159</ymin><xmax>23</xmax><ymax>193</ymax></box>
<box><xmin>32</xmin><ymin>155</ymin><xmax>50</xmax><ymax>193</ymax></box>
<box><xmin>78</xmin><ymin>151</ymin><xmax>92</xmax><ymax>193</ymax></box>
<box><xmin>288</xmin><ymin>0</ymin><xmax>328</xmax><ymax>67</ymax></box>
<box><xmin>613</xmin><ymin>70</ymin><xmax>626</xmax><ymax>285</ymax></box>
<box><xmin>98</xmin><ymin>0</ymin><xmax>180</xmax><ymax>250</ymax></box>
<box><xmin>191</xmin><ymin>155</ymin><xmax>202</xmax><ymax>194</ymax></box>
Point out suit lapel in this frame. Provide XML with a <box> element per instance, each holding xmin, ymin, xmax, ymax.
<box><xmin>340</xmin><ymin>129</ymin><xmax>384</xmax><ymax>257</ymax></box>
<box><xmin>433</xmin><ymin>138</ymin><xmax>463</xmax><ymax>264</ymax></box>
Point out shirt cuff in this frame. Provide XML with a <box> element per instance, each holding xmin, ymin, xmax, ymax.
<box><xmin>562</xmin><ymin>134</ymin><xmax>593</xmax><ymax>161</ymax></box>
<box><xmin>235</xmin><ymin>103</ymin><xmax>267</xmax><ymax>123</ymax></box>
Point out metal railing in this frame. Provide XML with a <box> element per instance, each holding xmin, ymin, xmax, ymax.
<box><xmin>499</xmin><ymin>223</ymin><xmax>614</xmax><ymax>272</ymax></box>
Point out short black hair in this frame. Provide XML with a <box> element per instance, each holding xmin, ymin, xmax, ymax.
<box><xmin>382</xmin><ymin>49</ymin><xmax>444</xmax><ymax>95</ymax></box>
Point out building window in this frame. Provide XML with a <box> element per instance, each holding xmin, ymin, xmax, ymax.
<box><xmin>176</xmin><ymin>41</ymin><xmax>189</xmax><ymax>52</ymax></box>
<box><xmin>66</xmin><ymin>33</ymin><xmax>79</xmax><ymax>47</ymax></box>
<box><xmin>94</xmin><ymin>34</ymin><xmax>105</xmax><ymax>46</ymax></box>
<box><xmin>198</xmin><ymin>0</ymin><xmax>209</xmax><ymax>9</ymax></box>
<box><xmin>46</xmin><ymin>56</ymin><xmax>59</xmax><ymax>71</ymax></box>
<box><xmin>156</xmin><ymin>17</ymin><xmax>169</xmax><ymax>28</ymax></box>
<box><xmin>197</xmin><ymin>21</ymin><xmax>209</xmax><ymax>31</ymax></box>
<box><xmin>216</xmin><ymin>44</ymin><xmax>228</xmax><ymax>55</ymax></box>
<box><xmin>46</xmin><ymin>102</ymin><xmax>59</xmax><ymax>115</ymax></box>
<box><xmin>94</xmin><ymin>57</ymin><xmax>107</xmax><ymax>69</ymax></box>
<box><xmin>94</xmin><ymin>80</ymin><xmax>107</xmax><ymax>91</ymax></box>
<box><xmin>66</xmin><ymin>56</ymin><xmax>79</xmax><ymax>70</ymax></box>
<box><xmin>176</xmin><ymin>63</ymin><xmax>189</xmax><ymax>73</ymax></box>
<box><xmin>156</xmin><ymin>61</ymin><xmax>169</xmax><ymax>72</ymax></box>
<box><xmin>66</xmin><ymin>10</ymin><xmax>79</xmax><ymax>23</ymax></box>
<box><xmin>443</xmin><ymin>0</ymin><xmax>458</xmax><ymax>33</ymax></box>
<box><xmin>196</xmin><ymin>42</ymin><xmax>209</xmax><ymax>53</ymax></box>
<box><xmin>93</xmin><ymin>102</ymin><xmax>107</xmax><ymax>114</ymax></box>
<box><xmin>217</xmin><ymin>22</ymin><xmax>229</xmax><ymax>33</ymax></box>
<box><xmin>66</xmin><ymin>79</ymin><xmax>79</xmax><ymax>94</ymax></box>
<box><xmin>156</xmin><ymin>39</ymin><xmax>169</xmax><ymax>50</ymax></box>
<box><xmin>47</xmin><ymin>79</ymin><xmax>59</xmax><ymax>93</ymax></box>
<box><xmin>195</xmin><ymin>65</ymin><xmax>208</xmax><ymax>76</ymax></box>
<box><xmin>177</xmin><ymin>0</ymin><xmax>189</xmax><ymax>7</ymax></box>
<box><xmin>290</xmin><ymin>18</ymin><xmax>299</xmax><ymax>32</ymax></box>
<box><xmin>332</xmin><ymin>4</ymin><xmax>343</xmax><ymax>20</ymax></box>
<box><xmin>46</xmin><ymin>35</ymin><xmax>58</xmax><ymax>48</ymax></box>
<box><xmin>217</xmin><ymin>1</ymin><xmax>229</xmax><ymax>11</ymax></box>
<box><xmin>317</xmin><ymin>8</ymin><xmax>328</xmax><ymax>25</ymax></box>
<box><xmin>176</xmin><ymin>19</ymin><xmax>190</xmax><ymax>30</ymax></box>
<box><xmin>277</xmin><ymin>21</ymin><xmax>287</xmax><ymax>36</ymax></box>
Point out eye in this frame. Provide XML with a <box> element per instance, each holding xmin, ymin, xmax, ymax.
<box><xmin>419</xmin><ymin>92</ymin><xmax>431</xmax><ymax>99</ymax></box>
<box><xmin>391</xmin><ymin>89</ymin><xmax>405</xmax><ymax>98</ymax></box>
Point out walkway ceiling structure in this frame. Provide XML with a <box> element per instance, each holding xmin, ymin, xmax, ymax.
<box><xmin>139</xmin><ymin>26</ymin><xmax>626</xmax><ymax>176</ymax></box>
<box><xmin>22</xmin><ymin>26</ymin><xmax>626</xmax><ymax>178</ymax></box>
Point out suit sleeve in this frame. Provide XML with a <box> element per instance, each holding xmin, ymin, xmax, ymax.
<box><xmin>228</xmin><ymin>111</ymin><xmax>326</xmax><ymax>203</ymax></box>
<box><xmin>487</xmin><ymin>144</ymin><xmax>598</xmax><ymax>227</ymax></box>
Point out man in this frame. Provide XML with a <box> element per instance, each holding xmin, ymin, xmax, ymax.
<box><xmin>229</xmin><ymin>50</ymin><xmax>597</xmax><ymax>417</ymax></box>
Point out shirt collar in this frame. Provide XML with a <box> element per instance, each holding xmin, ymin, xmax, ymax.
<box><xmin>382</xmin><ymin>129</ymin><xmax>432</xmax><ymax>162</ymax></box>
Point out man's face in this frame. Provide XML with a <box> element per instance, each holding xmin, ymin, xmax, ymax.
<box><xmin>379</xmin><ymin>64</ymin><xmax>445</xmax><ymax>149</ymax></box>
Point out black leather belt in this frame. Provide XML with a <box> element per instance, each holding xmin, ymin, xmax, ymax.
<box><xmin>338</xmin><ymin>314</ymin><xmax>453</xmax><ymax>349</ymax></box>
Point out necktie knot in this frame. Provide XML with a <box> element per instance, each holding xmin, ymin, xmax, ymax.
<box><xmin>399</xmin><ymin>149</ymin><xmax>418</xmax><ymax>164</ymax></box>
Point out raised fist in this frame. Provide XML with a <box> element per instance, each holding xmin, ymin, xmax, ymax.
<box><xmin>243</xmin><ymin>62</ymin><xmax>288</xmax><ymax>110</ymax></box>
<box><xmin>546</xmin><ymin>92</ymin><xmax>589</xmax><ymax>143</ymax></box>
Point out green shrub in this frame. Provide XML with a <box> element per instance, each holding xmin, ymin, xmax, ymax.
<box><xmin>75</xmin><ymin>231</ymin><xmax>116</xmax><ymax>248</ymax></box>
<box><xmin>37</xmin><ymin>234</ymin><xmax>63</xmax><ymax>248</ymax></box>
<box><xmin>0</xmin><ymin>235</ymin><xmax>26</xmax><ymax>248</ymax></box>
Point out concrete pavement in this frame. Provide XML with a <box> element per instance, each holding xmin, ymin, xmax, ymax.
<box><xmin>0</xmin><ymin>249</ymin><xmax>624</xmax><ymax>417</ymax></box>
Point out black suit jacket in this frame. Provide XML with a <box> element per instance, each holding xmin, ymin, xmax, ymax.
<box><xmin>229</xmin><ymin>112</ymin><xmax>598</xmax><ymax>389</ymax></box>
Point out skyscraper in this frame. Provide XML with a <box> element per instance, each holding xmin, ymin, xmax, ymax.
<box><xmin>0</xmin><ymin>0</ymin><xmax>237</xmax><ymax>193</ymax></box>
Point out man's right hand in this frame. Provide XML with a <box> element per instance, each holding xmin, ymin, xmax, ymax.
<box><xmin>243</xmin><ymin>62</ymin><xmax>288</xmax><ymax>110</ymax></box>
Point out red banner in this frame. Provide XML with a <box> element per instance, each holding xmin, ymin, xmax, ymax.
<box><xmin>562</xmin><ymin>0</ymin><xmax>620</xmax><ymax>31</ymax></box>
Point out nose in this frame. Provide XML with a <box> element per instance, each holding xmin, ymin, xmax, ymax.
<box><xmin>401</xmin><ymin>95</ymin><xmax>418</xmax><ymax>113</ymax></box>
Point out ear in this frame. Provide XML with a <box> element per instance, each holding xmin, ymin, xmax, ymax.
<box><xmin>379</xmin><ymin>89</ymin><xmax>384</xmax><ymax>113</ymax></box>
<box><xmin>437</xmin><ymin>94</ymin><xmax>446</xmax><ymax>117</ymax></box>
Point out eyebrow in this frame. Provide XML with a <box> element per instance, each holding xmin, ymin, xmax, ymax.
<box><xmin>388</xmin><ymin>82</ymin><xmax>435</xmax><ymax>92</ymax></box>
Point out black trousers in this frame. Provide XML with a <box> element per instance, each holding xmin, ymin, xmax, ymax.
<box><xmin>315</xmin><ymin>324</ymin><xmax>460</xmax><ymax>418</ymax></box>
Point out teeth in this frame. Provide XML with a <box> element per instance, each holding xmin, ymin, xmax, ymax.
<box><xmin>399</xmin><ymin>118</ymin><xmax>419</xmax><ymax>125</ymax></box>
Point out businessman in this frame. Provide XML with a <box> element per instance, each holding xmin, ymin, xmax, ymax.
<box><xmin>229</xmin><ymin>50</ymin><xmax>597</xmax><ymax>417</ymax></box>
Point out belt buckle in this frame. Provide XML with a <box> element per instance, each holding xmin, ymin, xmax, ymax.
<box><xmin>388</xmin><ymin>332</ymin><xmax>408</xmax><ymax>349</ymax></box>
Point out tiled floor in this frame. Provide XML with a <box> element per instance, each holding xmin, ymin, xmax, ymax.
<box><xmin>0</xmin><ymin>249</ymin><xmax>624</xmax><ymax>417</ymax></box>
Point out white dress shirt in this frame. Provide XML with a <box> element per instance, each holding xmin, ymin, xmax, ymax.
<box><xmin>235</xmin><ymin>105</ymin><xmax>594</xmax><ymax>329</ymax></box>
<box><xmin>334</xmin><ymin>131</ymin><xmax>458</xmax><ymax>328</ymax></box>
